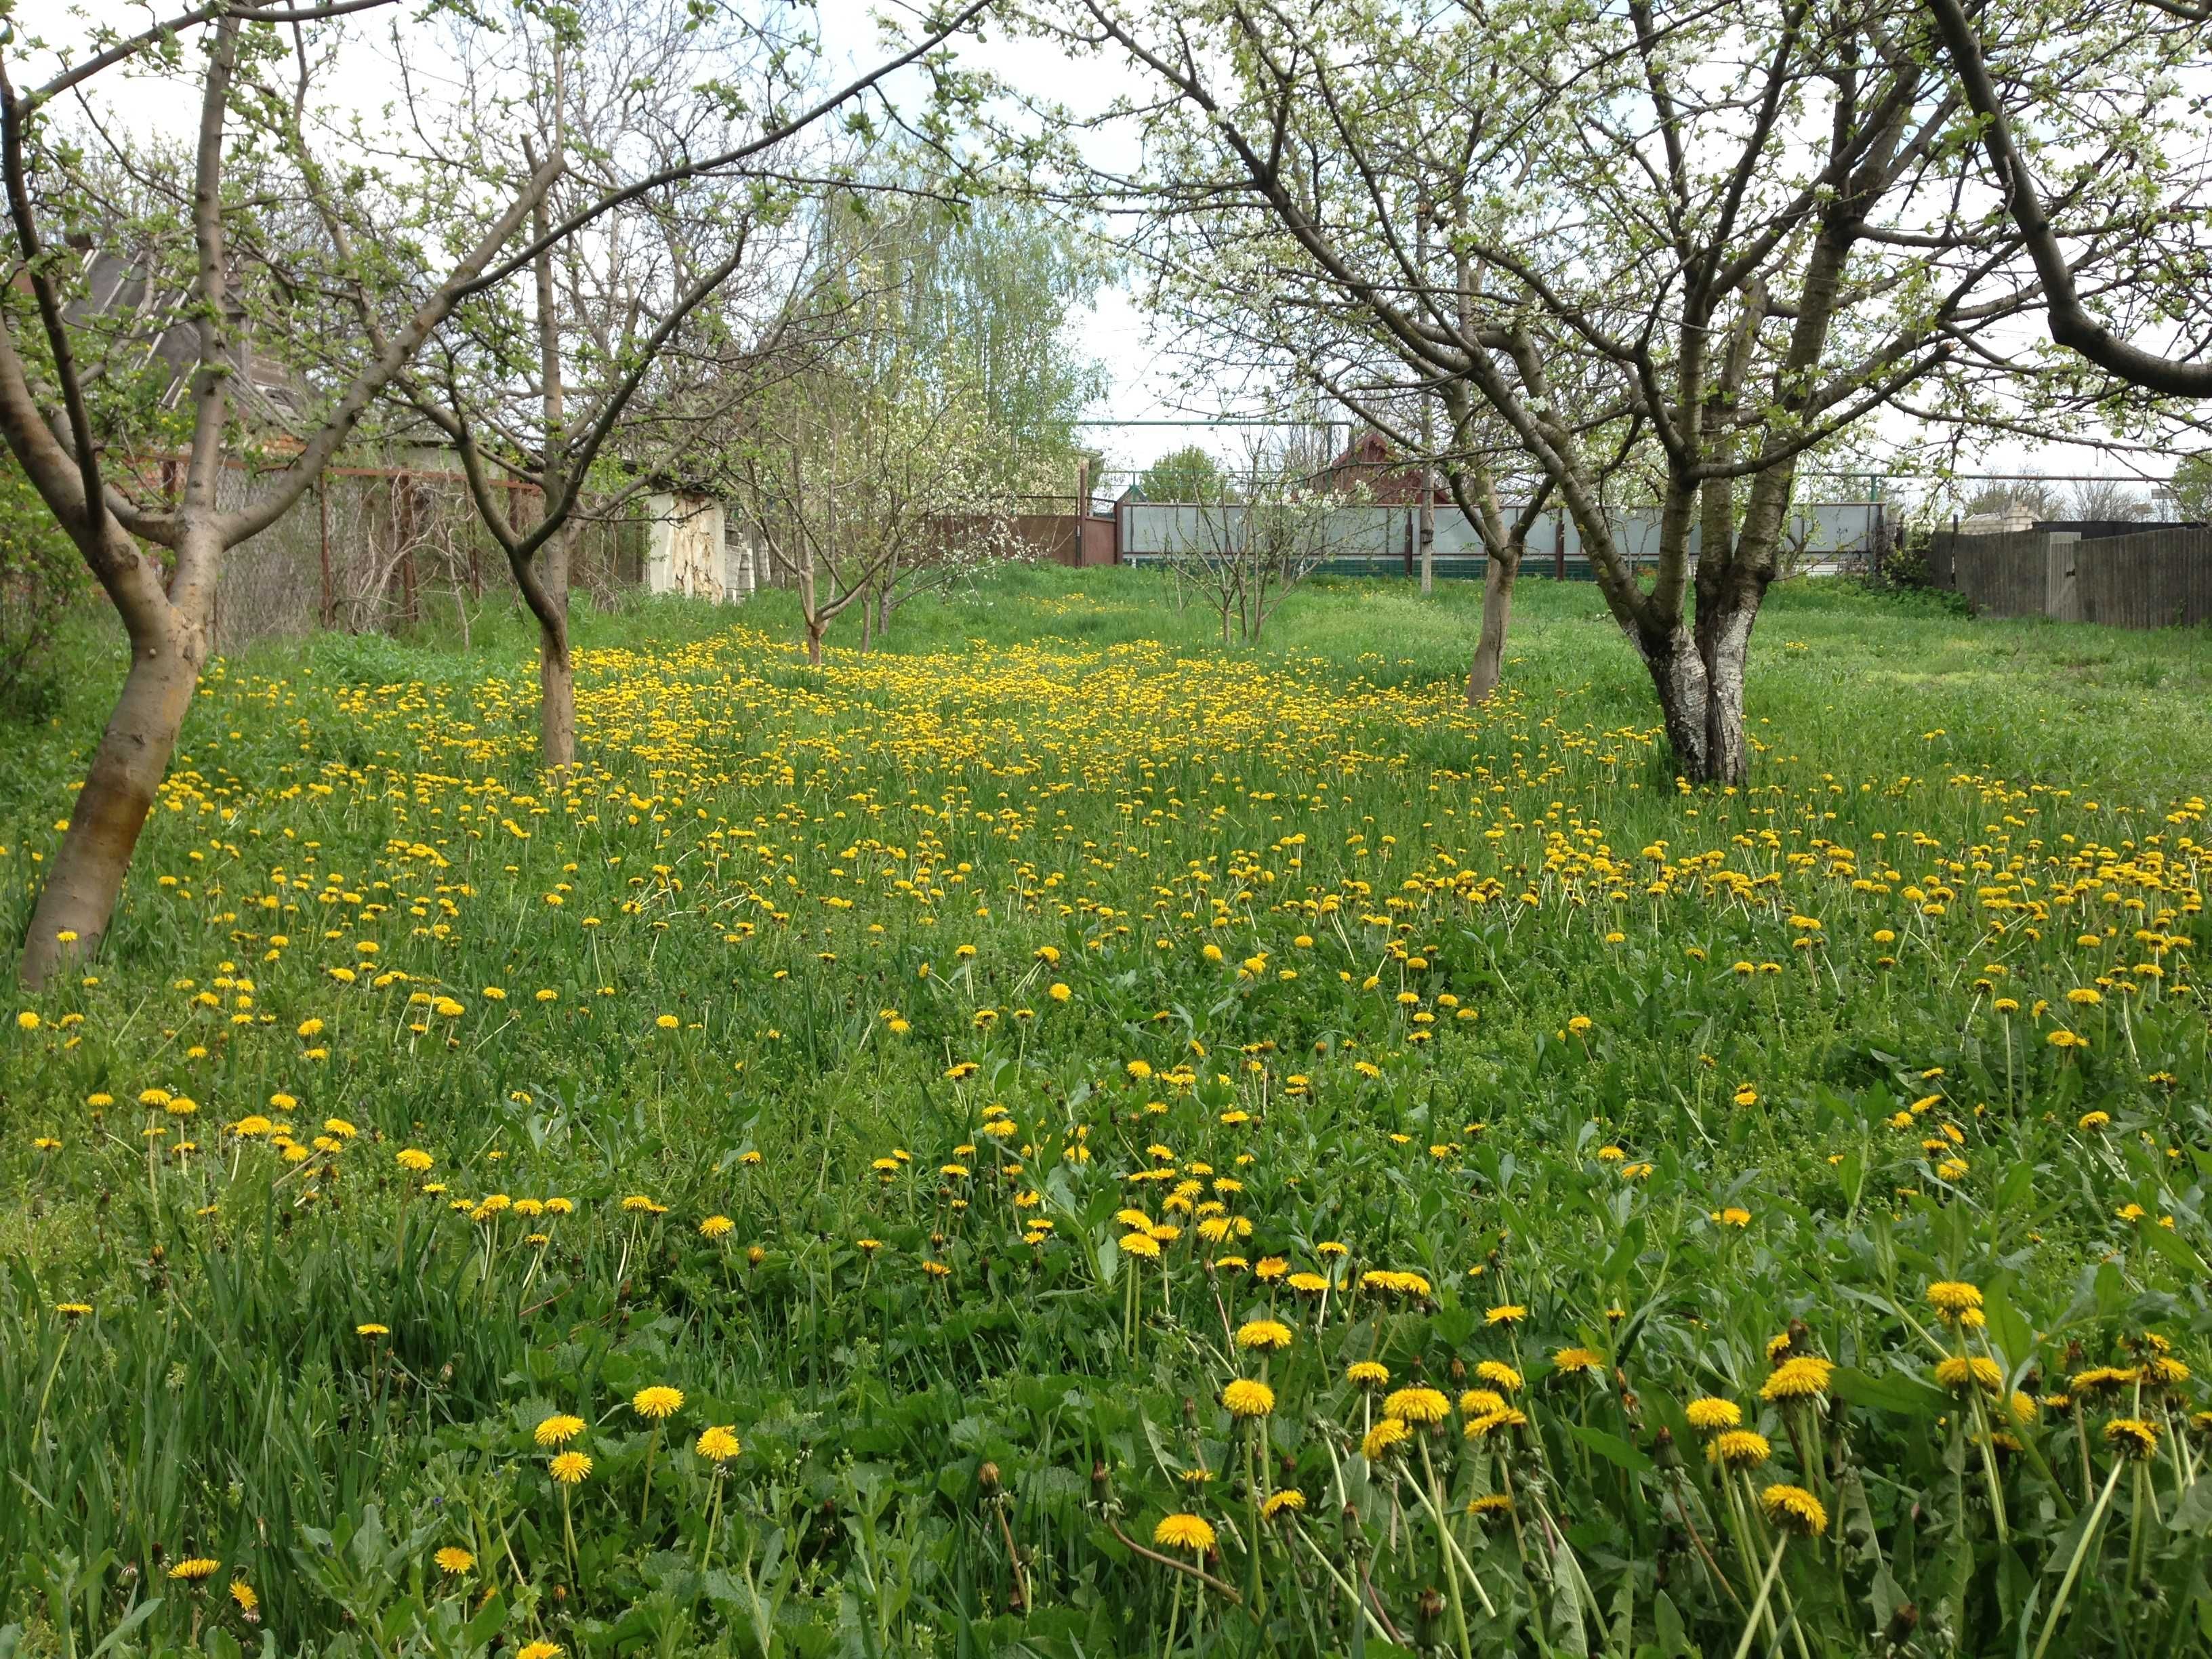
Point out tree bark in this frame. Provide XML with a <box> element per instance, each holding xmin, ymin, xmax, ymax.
<box><xmin>543</xmin><ymin>524</ymin><xmax>575</xmax><ymax>768</ymax></box>
<box><xmin>1637</xmin><ymin>625</ymin><xmax>1715</xmax><ymax>783</ymax></box>
<box><xmin>20</xmin><ymin>563</ymin><xmax>209</xmax><ymax>988</ymax></box>
<box><xmin>1696</xmin><ymin>591</ymin><xmax>1759</xmax><ymax>786</ymax></box>
<box><xmin>508</xmin><ymin>523</ymin><xmax>575</xmax><ymax>771</ymax></box>
<box><xmin>539</xmin><ymin>628</ymin><xmax>576</xmax><ymax>771</ymax></box>
<box><xmin>1467</xmin><ymin>546</ymin><xmax>1517</xmax><ymax>703</ymax></box>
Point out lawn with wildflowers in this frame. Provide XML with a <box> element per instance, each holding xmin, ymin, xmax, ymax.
<box><xmin>3</xmin><ymin>568</ymin><xmax>2209</xmax><ymax>1658</ymax></box>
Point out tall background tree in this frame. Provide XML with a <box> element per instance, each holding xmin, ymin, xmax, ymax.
<box><xmin>390</xmin><ymin>0</ymin><xmax>842</xmax><ymax>767</ymax></box>
<box><xmin>721</xmin><ymin>182</ymin><xmax>1104</xmax><ymax>659</ymax></box>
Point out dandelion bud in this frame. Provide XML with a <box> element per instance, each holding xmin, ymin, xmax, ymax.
<box><xmin>979</xmin><ymin>1461</ymin><xmax>1002</xmax><ymax>1497</ymax></box>
<box><xmin>1885</xmin><ymin>1602</ymin><xmax>1919</xmax><ymax>1645</ymax></box>
<box><xmin>1449</xmin><ymin>1358</ymin><xmax>1466</xmax><ymax>1385</ymax></box>
<box><xmin>1183</xmin><ymin>1395</ymin><xmax>1197</xmax><ymax>1426</ymax></box>
<box><xmin>1090</xmin><ymin>1460</ymin><xmax>1111</xmax><ymax>1500</ymax></box>
<box><xmin>1414</xmin><ymin>1586</ymin><xmax>1446</xmax><ymax>1650</ymax></box>
<box><xmin>1652</xmin><ymin>1426</ymin><xmax>1679</xmax><ymax>1471</ymax></box>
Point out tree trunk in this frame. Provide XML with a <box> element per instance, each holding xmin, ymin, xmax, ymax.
<box><xmin>1638</xmin><ymin>625</ymin><xmax>1716</xmax><ymax>783</ymax></box>
<box><xmin>806</xmin><ymin>619</ymin><xmax>823</xmax><ymax>665</ymax></box>
<box><xmin>1699</xmin><ymin>600</ymin><xmax>1756</xmax><ymax>785</ymax></box>
<box><xmin>539</xmin><ymin>526</ymin><xmax>576</xmax><ymax>769</ymax></box>
<box><xmin>1467</xmin><ymin>547</ymin><xmax>1518</xmax><ymax>703</ymax></box>
<box><xmin>20</xmin><ymin>599</ymin><xmax>205</xmax><ymax>988</ymax></box>
<box><xmin>539</xmin><ymin>632</ymin><xmax>575</xmax><ymax>771</ymax></box>
<box><xmin>1418</xmin><ymin>476</ymin><xmax>1434</xmax><ymax>596</ymax></box>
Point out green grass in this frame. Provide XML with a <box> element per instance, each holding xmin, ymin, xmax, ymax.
<box><xmin>1</xmin><ymin>567</ymin><xmax>2207</xmax><ymax>1658</ymax></box>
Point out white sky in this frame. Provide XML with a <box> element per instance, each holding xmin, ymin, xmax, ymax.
<box><xmin>12</xmin><ymin>0</ymin><xmax>2190</xmax><ymax>493</ymax></box>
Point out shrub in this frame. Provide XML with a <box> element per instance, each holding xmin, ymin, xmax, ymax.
<box><xmin>0</xmin><ymin>466</ymin><xmax>88</xmax><ymax>721</ymax></box>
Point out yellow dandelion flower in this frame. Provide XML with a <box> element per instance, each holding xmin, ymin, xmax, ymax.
<box><xmin>2106</xmin><ymin>1418</ymin><xmax>2160</xmax><ymax>1459</ymax></box>
<box><xmin>1711</xmin><ymin>1430</ymin><xmax>1772</xmax><ymax>1469</ymax></box>
<box><xmin>1153</xmin><ymin>1513</ymin><xmax>1215</xmax><ymax>1552</ymax></box>
<box><xmin>1384</xmin><ymin>1387</ymin><xmax>1452</xmax><ymax>1425</ymax></box>
<box><xmin>1685</xmin><ymin>1397</ymin><xmax>1742</xmax><ymax>1433</ymax></box>
<box><xmin>1761</xmin><ymin>1483</ymin><xmax>1827</xmax><ymax>1537</ymax></box>
<box><xmin>1761</xmin><ymin>1355</ymin><xmax>1835</xmax><ymax>1402</ymax></box>
<box><xmin>1235</xmin><ymin>1318</ymin><xmax>1294</xmax><ymax>1353</ymax></box>
<box><xmin>1362</xmin><ymin>1418</ymin><xmax>1412</xmax><ymax>1460</ymax></box>
<box><xmin>1935</xmin><ymin>1355</ymin><xmax>2004</xmax><ymax>1395</ymax></box>
<box><xmin>1221</xmin><ymin>1378</ymin><xmax>1276</xmax><ymax>1418</ymax></box>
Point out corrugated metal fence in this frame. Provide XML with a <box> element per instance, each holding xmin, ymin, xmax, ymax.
<box><xmin>1118</xmin><ymin>499</ymin><xmax>1887</xmax><ymax>579</ymax></box>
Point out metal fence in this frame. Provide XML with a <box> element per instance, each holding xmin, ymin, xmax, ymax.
<box><xmin>1116</xmin><ymin>499</ymin><xmax>1887</xmax><ymax>578</ymax></box>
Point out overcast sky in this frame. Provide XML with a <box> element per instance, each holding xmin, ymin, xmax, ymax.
<box><xmin>12</xmin><ymin>0</ymin><xmax>2190</xmax><ymax>497</ymax></box>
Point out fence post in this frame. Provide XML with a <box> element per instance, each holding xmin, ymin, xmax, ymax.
<box><xmin>2045</xmin><ymin>531</ymin><xmax>2081</xmax><ymax>622</ymax></box>
<box><xmin>396</xmin><ymin>472</ymin><xmax>419</xmax><ymax>627</ymax></box>
<box><xmin>317</xmin><ymin>480</ymin><xmax>333</xmax><ymax>628</ymax></box>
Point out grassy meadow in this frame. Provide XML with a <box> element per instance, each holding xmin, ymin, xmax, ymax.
<box><xmin>1</xmin><ymin>566</ymin><xmax>2208</xmax><ymax>1658</ymax></box>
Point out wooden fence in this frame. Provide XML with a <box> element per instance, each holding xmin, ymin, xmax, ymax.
<box><xmin>1929</xmin><ymin>526</ymin><xmax>2212</xmax><ymax>628</ymax></box>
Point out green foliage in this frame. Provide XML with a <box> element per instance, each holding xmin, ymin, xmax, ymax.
<box><xmin>1138</xmin><ymin>446</ymin><xmax>1229</xmax><ymax>504</ymax></box>
<box><xmin>821</xmin><ymin>180</ymin><xmax>1108</xmax><ymax>487</ymax></box>
<box><xmin>0</xmin><ymin>462</ymin><xmax>91</xmax><ymax>722</ymax></box>
<box><xmin>2173</xmin><ymin>454</ymin><xmax>2212</xmax><ymax>523</ymax></box>
<box><xmin>1</xmin><ymin>572</ymin><xmax>2209</xmax><ymax>1658</ymax></box>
